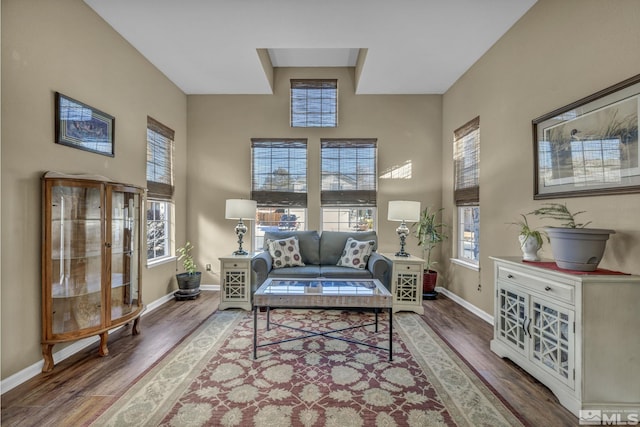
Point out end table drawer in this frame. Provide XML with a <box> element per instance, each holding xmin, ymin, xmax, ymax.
<box><xmin>398</xmin><ymin>263</ymin><xmax>422</xmax><ymax>272</ymax></box>
<box><xmin>498</xmin><ymin>266</ymin><xmax>574</xmax><ymax>305</ymax></box>
<box><xmin>223</xmin><ymin>261</ymin><xmax>246</xmax><ymax>269</ymax></box>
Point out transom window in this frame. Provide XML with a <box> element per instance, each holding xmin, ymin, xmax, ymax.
<box><xmin>291</xmin><ymin>79</ymin><xmax>337</xmax><ymax>128</ymax></box>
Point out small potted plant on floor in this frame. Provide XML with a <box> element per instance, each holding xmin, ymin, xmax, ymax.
<box><xmin>509</xmin><ymin>214</ymin><xmax>546</xmax><ymax>261</ymax></box>
<box><xmin>413</xmin><ymin>207</ymin><xmax>448</xmax><ymax>300</ymax></box>
<box><xmin>175</xmin><ymin>241</ymin><xmax>202</xmax><ymax>300</ymax></box>
<box><xmin>529</xmin><ymin>203</ymin><xmax>615</xmax><ymax>271</ymax></box>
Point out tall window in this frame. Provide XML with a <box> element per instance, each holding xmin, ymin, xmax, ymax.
<box><xmin>251</xmin><ymin>139</ymin><xmax>308</xmax><ymax>249</ymax></box>
<box><xmin>291</xmin><ymin>79</ymin><xmax>338</xmax><ymax>128</ymax></box>
<box><xmin>146</xmin><ymin>117</ymin><xmax>174</xmax><ymax>263</ymax></box>
<box><xmin>321</xmin><ymin>139</ymin><xmax>377</xmax><ymax>231</ymax></box>
<box><xmin>453</xmin><ymin>117</ymin><xmax>480</xmax><ymax>264</ymax></box>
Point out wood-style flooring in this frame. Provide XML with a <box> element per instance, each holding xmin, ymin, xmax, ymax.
<box><xmin>1</xmin><ymin>291</ymin><xmax>577</xmax><ymax>426</ymax></box>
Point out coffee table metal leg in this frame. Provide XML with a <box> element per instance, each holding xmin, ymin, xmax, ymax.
<box><xmin>266</xmin><ymin>307</ymin><xmax>271</xmax><ymax>331</ymax></box>
<box><xmin>388</xmin><ymin>308</ymin><xmax>393</xmax><ymax>361</ymax></box>
<box><xmin>374</xmin><ymin>308</ymin><xmax>379</xmax><ymax>332</ymax></box>
<box><xmin>253</xmin><ymin>306</ymin><xmax>258</xmax><ymax>360</ymax></box>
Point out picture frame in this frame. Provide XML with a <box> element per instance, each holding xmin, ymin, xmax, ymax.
<box><xmin>55</xmin><ymin>92</ymin><xmax>114</xmax><ymax>157</ymax></box>
<box><xmin>533</xmin><ymin>74</ymin><xmax>640</xmax><ymax>199</ymax></box>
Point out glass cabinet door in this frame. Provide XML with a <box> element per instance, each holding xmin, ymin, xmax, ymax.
<box><xmin>49</xmin><ymin>183</ymin><xmax>103</xmax><ymax>334</ymax></box>
<box><xmin>109</xmin><ymin>186</ymin><xmax>141</xmax><ymax>322</ymax></box>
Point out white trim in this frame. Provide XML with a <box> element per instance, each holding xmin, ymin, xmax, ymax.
<box><xmin>0</xmin><ymin>289</ymin><xmax>214</xmax><ymax>395</ymax></box>
<box><xmin>146</xmin><ymin>255</ymin><xmax>177</xmax><ymax>269</ymax></box>
<box><xmin>436</xmin><ymin>286</ymin><xmax>493</xmax><ymax>325</ymax></box>
<box><xmin>450</xmin><ymin>257</ymin><xmax>480</xmax><ymax>271</ymax></box>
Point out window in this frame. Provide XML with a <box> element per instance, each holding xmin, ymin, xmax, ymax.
<box><xmin>251</xmin><ymin>139</ymin><xmax>308</xmax><ymax>249</ymax></box>
<box><xmin>453</xmin><ymin>117</ymin><xmax>480</xmax><ymax>264</ymax></box>
<box><xmin>321</xmin><ymin>139</ymin><xmax>377</xmax><ymax>231</ymax></box>
<box><xmin>146</xmin><ymin>117</ymin><xmax>174</xmax><ymax>263</ymax></box>
<box><xmin>291</xmin><ymin>79</ymin><xmax>337</xmax><ymax>128</ymax></box>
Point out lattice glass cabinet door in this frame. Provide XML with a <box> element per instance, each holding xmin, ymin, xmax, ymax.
<box><xmin>42</xmin><ymin>173</ymin><xmax>144</xmax><ymax>372</ymax></box>
<box><xmin>496</xmin><ymin>283</ymin><xmax>529</xmax><ymax>357</ymax></box>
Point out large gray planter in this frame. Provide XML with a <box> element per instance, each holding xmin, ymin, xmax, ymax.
<box><xmin>544</xmin><ymin>227</ymin><xmax>615</xmax><ymax>271</ymax></box>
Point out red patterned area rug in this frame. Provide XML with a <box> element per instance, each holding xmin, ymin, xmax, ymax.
<box><xmin>90</xmin><ymin>309</ymin><xmax>523</xmax><ymax>427</ymax></box>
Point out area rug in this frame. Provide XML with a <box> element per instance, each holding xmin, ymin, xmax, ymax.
<box><xmin>89</xmin><ymin>309</ymin><xmax>523</xmax><ymax>426</ymax></box>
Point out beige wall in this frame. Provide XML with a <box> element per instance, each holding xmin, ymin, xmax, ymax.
<box><xmin>187</xmin><ymin>67</ymin><xmax>443</xmax><ymax>285</ymax></box>
<box><xmin>1</xmin><ymin>0</ymin><xmax>187</xmax><ymax>378</ymax></box>
<box><xmin>441</xmin><ymin>0</ymin><xmax>640</xmax><ymax>314</ymax></box>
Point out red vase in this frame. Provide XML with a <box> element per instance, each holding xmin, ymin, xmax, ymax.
<box><xmin>422</xmin><ymin>269</ymin><xmax>438</xmax><ymax>300</ymax></box>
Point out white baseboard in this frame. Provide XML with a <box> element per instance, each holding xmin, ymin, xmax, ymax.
<box><xmin>436</xmin><ymin>287</ymin><xmax>494</xmax><ymax>325</ymax></box>
<box><xmin>0</xmin><ymin>288</ymin><xmax>217</xmax><ymax>395</ymax></box>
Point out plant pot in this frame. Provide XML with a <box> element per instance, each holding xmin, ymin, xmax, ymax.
<box><xmin>544</xmin><ymin>227</ymin><xmax>615</xmax><ymax>271</ymax></box>
<box><xmin>422</xmin><ymin>269</ymin><xmax>438</xmax><ymax>300</ymax></box>
<box><xmin>175</xmin><ymin>272</ymin><xmax>202</xmax><ymax>300</ymax></box>
<box><xmin>518</xmin><ymin>235</ymin><xmax>541</xmax><ymax>261</ymax></box>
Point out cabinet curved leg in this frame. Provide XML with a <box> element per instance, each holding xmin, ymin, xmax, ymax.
<box><xmin>41</xmin><ymin>343</ymin><xmax>55</xmax><ymax>373</ymax></box>
<box><xmin>132</xmin><ymin>317</ymin><xmax>141</xmax><ymax>335</ymax></box>
<box><xmin>98</xmin><ymin>332</ymin><xmax>109</xmax><ymax>356</ymax></box>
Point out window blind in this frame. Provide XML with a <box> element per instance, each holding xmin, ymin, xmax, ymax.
<box><xmin>320</xmin><ymin>139</ymin><xmax>377</xmax><ymax>206</ymax></box>
<box><xmin>146</xmin><ymin>116</ymin><xmax>174</xmax><ymax>201</ymax></box>
<box><xmin>251</xmin><ymin>139</ymin><xmax>308</xmax><ymax>207</ymax></box>
<box><xmin>291</xmin><ymin>79</ymin><xmax>338</xmax><ymax>128</ymax></box>
<box><xmin>453</xmin><ymin>117</ymin><xmax>480</xmax><ymax>205</ymax></box>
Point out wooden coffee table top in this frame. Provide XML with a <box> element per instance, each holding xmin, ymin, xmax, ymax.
<box><xmin>254</xmin><ymin>278</ymin><xmax>392</xmax><ymax>309</ymax></box>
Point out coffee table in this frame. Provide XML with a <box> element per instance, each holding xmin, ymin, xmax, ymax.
<box><xmin>253</xmin><ymin>278</ymin><xmax>393</xmax><ymax>360</ymax></box>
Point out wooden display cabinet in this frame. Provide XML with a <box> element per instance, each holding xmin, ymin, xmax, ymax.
<box><xmin>41</xmin><ymin>172</ymin><xmax>145</xmax><ymax>372</ymax></box>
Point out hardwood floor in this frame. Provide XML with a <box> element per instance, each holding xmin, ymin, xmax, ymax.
<box><xmin>1</xmin><ymin>291</ymin><xmax>577</xmax><ymax>426</ymax></box>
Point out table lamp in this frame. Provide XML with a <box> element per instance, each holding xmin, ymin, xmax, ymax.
<box><xmin>388</xmin><ymin>200</ymin><xmax>421</xmax><ymax>257</ymax></box>
<box><xmin>225</xmin><ymin>199</ymin><xmax>257</xmax><ymax>255</ymax></box>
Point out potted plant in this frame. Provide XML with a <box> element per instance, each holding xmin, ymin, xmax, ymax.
<box><xmin>175</xmin><ymin>241</ymin><xmax>202</xmax><ymax>300</ymax></box>
<box><xmin>529</xmin><ymin>203</ymin><xmax>615</xmax><ymax>271</ymax></box>
<box><xmin>412</xmin><ymin>207</ymin><xmax>448</xmax><ymax>300</ymax></box>
<box><xmin>508</xmin><ymin>214</ymin><xmax>547</xmax><ymax>261</ymax></box>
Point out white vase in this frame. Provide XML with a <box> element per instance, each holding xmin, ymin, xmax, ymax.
<box><xmin>518</xmin><ymin>235</ymin><xmax>541</xmax><ymax>261</ymax></box>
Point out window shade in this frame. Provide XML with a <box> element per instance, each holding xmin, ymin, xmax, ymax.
<box><xmin>321</xmin><ymin>139</ymin><xmax>377</xmax><ymax>207</ymax></box>
<box><xmin>453</xmin><ymin>117</ymin><xmax>480</xmax><ymax>205</ymax></box>
<box><xmin>146</xmin><ymin>116</ymin><xmax>174</xmax><ymax>200</ymax></box>
<box><xmin>251</xmin><ymin>139</ymin><xmax>308</xmax><ymax>207</ymax></box>
<box><xmin>291</xmin><ymin>79</ymin><xmax>337</xmax><ymax>128</ymax></box>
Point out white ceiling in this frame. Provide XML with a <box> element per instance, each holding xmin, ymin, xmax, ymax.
<box><xmin>84</xmin><ymin>0</ymin><xmax>537</xmax><ymax>95</ymax></box>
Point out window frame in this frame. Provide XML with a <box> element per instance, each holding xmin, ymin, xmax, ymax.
<box><xmin>453</xmin><ymin>117</ymin><xmax>480</xmax><ymax>266</ymax></box>
<box><xmin>146</xmin><ymin>116</ymin><xmax>175</xmax><ymax>264</ymax></box>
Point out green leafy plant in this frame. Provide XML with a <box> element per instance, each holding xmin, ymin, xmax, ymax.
<box><xmin>529</xmin><ymin>203</ymin><xmax>591</xmax><ymax>228</ymax></box>
<box><xmin>509</xmin><ymin>214</ymin><xmax>546</xmax><ymax>248</ymax></box>
<box><xmin>177</xmin><ymin>241</ymin><xmax>197</xmax><ymax>274</ymax></box>
<box><xmin>412</xmin><ymin>207</ymin><xmax>448</xmax><ymax>271</ymax></box>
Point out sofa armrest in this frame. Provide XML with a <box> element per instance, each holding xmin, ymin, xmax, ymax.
<box><xmin>251</xmin><ymin>251</ymin><xmax>272</xmax><ymax>290</ymax></box>
<box><xmin>367</xmin><ymin>252</ymin><xmax>392</xmax><ymax>291</ymax></box>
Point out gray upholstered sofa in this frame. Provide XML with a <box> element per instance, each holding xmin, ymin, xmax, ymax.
<box><xmin>251</xmin><ymin>230</ymin><xmax>392</xmax><ymax>291</ymax></box>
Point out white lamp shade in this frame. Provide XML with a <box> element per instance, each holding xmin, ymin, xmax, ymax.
<box><xmin>388</xmin><ymin>200</ymin><xmax>421</xmax><ymax>222</ymax></box>
<box><xmin>225</xmin><ymin>199</ymin><xmax>257</xmax><ymax>220</ymax></box>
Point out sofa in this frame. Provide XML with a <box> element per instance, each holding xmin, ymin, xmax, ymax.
<box><xmin>251</xmin><ymin>230</ymin><xmax>392</xmax><ymax>291</ymax></box>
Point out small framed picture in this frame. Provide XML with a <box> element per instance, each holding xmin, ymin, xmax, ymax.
<box><xmin>55</xmin><ymin>92</ymin><xmax>114</xmax><ymax>157</ymax></box>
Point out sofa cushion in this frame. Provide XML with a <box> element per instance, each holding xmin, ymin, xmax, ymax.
<box><xmin>266</xmin><ymin>237</ymin><xmax>305</xmax><ymax>269</ymax></box>
<box><xmin>268</xmin><ymin>265</ymin><xmax>321</xmax><ymax>279</ymax></box>
<box><xmin>319</xmin><ymin>231</ymin><xmax>378</xmax><ymax>265</ymax></box>
<box><xmin>263</xmin><ymin>230</ymin><xmax>321</xmax><ymax>265</ymax></box>
<box><xmin>319</xmin><ymin>265</ymin><xmax>374</xmax><ymax>279</ymax></box>
<box><xmin>336</xmin><ymin>237</ymin><xmax>375</xmax><ymax>270</ymax></box>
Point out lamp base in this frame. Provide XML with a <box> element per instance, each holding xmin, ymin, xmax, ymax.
<box><xmin>233</xmin><ymin>249</ymin><xmax>248</xmax><ymax>256</ymax></box>
<box><xmin>395</xmin><ymin>250</ymin><xmax>410</xmax><ymax>257</ymax></box>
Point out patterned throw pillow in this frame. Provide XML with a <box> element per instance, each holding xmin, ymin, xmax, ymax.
<box><xmin>267</xmin><ymin>237</ymin><xmax>305</xmax><ymax>269</ymax></box>
<box><xmin>336</xmin><ymin>237</ymin><xmax>375</xmax><ymax>270</ymax></box>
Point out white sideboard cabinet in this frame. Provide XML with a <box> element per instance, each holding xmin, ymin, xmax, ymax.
<box><xmin>490</xmin><ymin>256</ymin><xmax>640</xmax><ymax>419</ymax></box>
